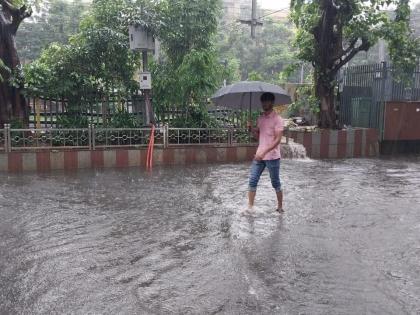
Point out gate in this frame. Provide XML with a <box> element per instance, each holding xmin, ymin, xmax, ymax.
<box><xmin>339</xmin><ymin>63</ymin><xmax>420</xmax><ymax>140</ymax></box>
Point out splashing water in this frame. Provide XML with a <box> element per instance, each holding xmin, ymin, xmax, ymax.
<box><xmin>282</xmin><ymin>139</ymin><xmax>308</xmax><ymax>159</ymax></box>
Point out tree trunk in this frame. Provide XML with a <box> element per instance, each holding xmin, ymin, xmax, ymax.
<box><xmin>310</xmin><ymin>0</ymin><xmax>370</xmax><ymax>129</ymax></box>
<box><xmin>0</xmin><ymin>1</ymin><xmax>30</xmax><ymax>128</ymax></box>
<box><xmin>315</xmin><ymin>74</ymin><xmax>336</xmax><ymax>129</ymax></box>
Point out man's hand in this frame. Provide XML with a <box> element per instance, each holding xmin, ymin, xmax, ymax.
<box><xmin>249</xmin><ymin>128</ymin><xmax>259</xmax><ymax>141</ymax></box>
<box><xmin>254</xmin><ymin>152</ymin><xmax>265</xmax><ymax>161</ymax></box>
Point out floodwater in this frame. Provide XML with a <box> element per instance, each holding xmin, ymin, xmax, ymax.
<box><xmin>1</xmin><ymin>157</ymin><xmax>420</xmax><ymax>314</ymax></box>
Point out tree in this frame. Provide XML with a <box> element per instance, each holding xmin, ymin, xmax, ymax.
<box><xmin>24</xmin><ymin>0</ymin><xmax>229</xmax><ymax>127</ymax></box>
<box><xmin>218</xmin><ymin>18</ymin><xmax>296</xmax><ymax>82</ymax></box>
<box><xmin>16</xmin><ymin>0</ymin><xmax>88</xmax><ymax>62</ymax></box>
<box><xmin>151</xmin><ymin>0</ymin><xmax>226</xmax><ymax>123</ymax></box>
<box><xmin>0</xmin><ymin>0</ymin><xmax>32</xmax><ymax>127</ymax></box>
<box><xmin>290</xmin><ymin>0</ymin><xmax>420</xmax><ymax>128</ymax></box>
<box><xmin>24</xmin><ymin>0</ymin><xmax>152</xmax><ymax>99</ymax></box>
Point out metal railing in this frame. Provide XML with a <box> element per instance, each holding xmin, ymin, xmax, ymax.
<box><xmin>9</xmin><ymin>127</ymin><xmax>90</xmax><ymax>151</ymax></box>
<box><xmin>27</xmin><ymin>95</ymin><xmax>259</xmax><ymax>130</ymax></box>
<box><xmin>166</xmin><ymin>127</ymin><xmax>267</xmax><ymax>146</ymax></box>
<box><xmin>168</xmin><ymin>128</ymin><xmax>230</xmax><ymax>146</ymax></box>
<box><xmin>27</xmin><ymin>94</ymin><xmax>146</xmax><ymax>128</ymax></box>
<box><xmin>0</xmin><ymin>125</ymin><xmax>289</xmax><ymax>152</ymax></box>
<box><xmin>92</xmin><ymin>127</ymin><xmax>164</xmax><ymax>149</ymax></box>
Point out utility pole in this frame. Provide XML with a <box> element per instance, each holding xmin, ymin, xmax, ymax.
<box><xmin>239</xmin><ymin>0</ymin><xmax>263</xmax><ymax>39</ymax></box>
<box><xmin>128</xmin><ymin>23</ymin><xmax>155</xmax><ymax>126</ymax></box>
<box><xmin>142</xmin><ymin>52</ymin><xmax>153</xmax><ymax>125</ymax></box>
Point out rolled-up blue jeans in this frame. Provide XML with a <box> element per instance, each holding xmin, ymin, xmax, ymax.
<box><xmin>249</xmin><ymin>159</ymin><xmax>282</xmax><ymax>193</ymax></box>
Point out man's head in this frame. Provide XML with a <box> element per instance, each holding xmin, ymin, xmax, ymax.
<box><xmin>260</xmin><ymin>92</ymin><xmax>275</xmax><ymax>112</ymax></box>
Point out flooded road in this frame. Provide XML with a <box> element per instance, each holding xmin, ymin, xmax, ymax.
<box><xmin>1</xmin><ymin>157</ymin><xmax>420</xmax><ymax>314</ymax></box>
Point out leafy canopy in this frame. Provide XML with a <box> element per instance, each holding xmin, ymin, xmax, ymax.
<box><xmin>151</xmin><ymin>0</ymin><xmax>226</xmax><ymax>113</ymax></box>
<box><xmin>290</xmin><ymin>0</ymin><xmax>420</xmax><ymax>80</ymax></box>
<box><xmin>218</xmin><ymin>18</ymin><xmax>297</xmax><ymax>83</ymax></box>
<box><xmin>16</xmin><ymin>0</ymin><xmax>88</xmax><ymax>62</ymax></box>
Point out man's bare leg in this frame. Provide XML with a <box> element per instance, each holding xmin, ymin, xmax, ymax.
<box><xmin>276</xmin><ymin>191</ymin><xmax>283</xmax><ymax>212</ymax></box>
<box><xmin>248</xmin><ymin>191</ymin><xmax>256</xmax><ymax>209</ymax></box>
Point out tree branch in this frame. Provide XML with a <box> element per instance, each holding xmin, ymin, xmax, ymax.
<box><xmin>0</xmin><ymin>0</ymin><xmax>19</xmax><ymax>15</ymax></box>
<box><xmin>333</xmin><ymin>38</ymin><xmax>358</xmax><ymax>60</ymax></box>
<box><xmin>0</xmin><ymin>0</ymin><xmax>32</xmax><ymax>33</ymax></box>
<box><xmin>332</xmin><ymin>38</ymin><xmax>370</xmax><ymax>72</ymax></box>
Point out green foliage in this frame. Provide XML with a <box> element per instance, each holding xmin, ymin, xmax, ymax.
<box><xmin>56</xmin><ymin>113</ymin><xmax>89</xmax><ymax>128</ymax></box>
<box><xmin>169</xmin><ymin>105</ymin><xmax>221</xmax><ymax>128</ymax></box>
<box><xmin>156</xmin><ymin>0</ymin><xmax>220</xmax><ymax>64</ymax></box>
<box><xmin>0</xmin><ymin>59</ymin><xmax>11</xmax><ymax>82</ymax></box>
<box><xmin>290</xmin><ymin>0</ymin><xmax>419</xmax><ymax>79</ymax></box>
<box><xmin>287</xmin><ymin>85</ymin><xmax>319</xmax><ymax>117</ymax></box>
<box><xmin>248</xmin><ymin>71</ymin><xmax>263</xmax><ymax>82</ymax></box>
<box><xmin>290</xmin><ymin>0</ymin><xmax>420</xmax><ymax>127</ymax></box>
<box><xmin>23</xmin><ymin>0</ymin><xmax>143</xmax><ymax>99</ymax></box>
<box><xmin>152</xmin><ymin>49</ymin><xmax>225</xmax><ymax>122</ymax></box>
<box><xmin>222</xmin><ymin>58</ymin><xmax>241</xmax><ymax>84</ymax></box>
<box><xmin>151</xmin><ymin>0</ymin><xmax>225</xmax><ymax>124</ymax></box>
<box><xmin>21</xmin><ymin>0</ymin><xmax>237</xmax><ymax>129</ymax></box>
<box><xmin>16</xmin><ymin>0</ymin><xmax>88</xmax><ymax>62</ymax></box>
<box><xmin>107</xmin><ymin>109</ymin><xmax>140</xmax><ymax>128</ymax></box>
<box><xmin>218</xmin><ymin>19</ymin><xmax>296</xmax><ymax>82</ymax></box>
<box><xmin>387</xmin><ymin>1</ymin><xmax>420</xmax><ymax>81</ymax></box>
<box><xmin>10</xmin><ymin>117</ymin><xmax>26</xmax><ymax>129</ymax></box>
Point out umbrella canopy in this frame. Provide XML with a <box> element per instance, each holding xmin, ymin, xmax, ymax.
<box><xmin>211</xmin><ymin>81</ymin><xmax>292</xmax><ymax>110</ymax></box>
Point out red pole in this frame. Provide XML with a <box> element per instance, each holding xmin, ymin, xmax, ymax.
<box><xmin>146</xmin><ymin>125</ymin><xmax>155</xmax><ymax>170</ymax></box>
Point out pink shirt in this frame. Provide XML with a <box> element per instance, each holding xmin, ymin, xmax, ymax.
<box><xmin>256</xmin><ymin>111</ymin><xmax>284</xmax><ymax>160</ymax></box>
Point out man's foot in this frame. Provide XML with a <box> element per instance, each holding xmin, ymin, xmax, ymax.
<box><xmin>275</xmin><ymin>208</ymin><xmax>284</xmax><ymax>213</ymax></box>
<box><xmin>241</xmin><ymin>206</ymin><xmax>254</xmax><ymax>215</ymax></box>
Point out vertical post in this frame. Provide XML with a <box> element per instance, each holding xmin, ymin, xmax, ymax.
<box><xmin>163</xmin><ymin>124</ymin><xmax>169</xmax><ymax>149</ymax></box>
<box><xmin>35</xmin><ymin>97</ymin><xmax>41</xmax><ymax>129</ymax></box>
<box><xmin>101</xmin><ymin>93</ymin><xmax>105</xmax><ymax>126</ymax></box>
<box><xmin>228</xmin><ymin>128</ymin><xmax>233</xmax><ymax>146</ymax></box>
<box><xmin>380</xmin><ymin>61</ymin><xmax>387</xmax><ymax>141</ymax></box>
<box><xmin>251</xmin><ymin>0</ymin><xmax>257</xmax><ymax>39</ymax></box>
<box><xmin>239</xmin><ymin>0</ymin><xmax>262</xmax><ymax>39</ymax></box>
<box><xmin>5</xmin><ymin>124</ymin><xmax>11</xmax><ymax>153</ymax></box>
<box><xmin>142</xmin><ymin>51</ymin><xmax>153</xmax><ymax>126</ymax></box>
<box><xmin>91</xmin><ymin>124</ymin><xmax>96</xmax><ymax>150</ymax></box>
<box><xmin>88</xmin><ymin>124</ymin><xmax>92</xmax><ymax>150</ymax></box>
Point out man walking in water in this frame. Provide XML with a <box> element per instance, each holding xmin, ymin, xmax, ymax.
<box><xmin>248</xmin><ymin>92</ymin><xmax>284</xmax><ymax>212</ymax></box>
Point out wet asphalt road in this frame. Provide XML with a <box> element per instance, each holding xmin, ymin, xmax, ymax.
<box><xmin>1</xmin><ymin>157</ymin><xmax>420</xmax><ymax>314</ymax></box>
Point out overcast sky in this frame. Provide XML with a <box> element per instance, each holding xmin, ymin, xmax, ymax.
<box><xmin>259</xmin><ymin>0</ymin><xmax>420</xmax><ymax>9</ymax></box>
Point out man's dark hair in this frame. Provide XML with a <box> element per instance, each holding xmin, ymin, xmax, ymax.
<box><xmin>260</xmin><ymin>92</ymin><xmax>275</xmax><ymax>103</ymax></box>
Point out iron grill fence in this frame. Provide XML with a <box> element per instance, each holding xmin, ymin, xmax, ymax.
<box><xmin>27</xmin><ymin>95</ymin><xmax>259</xmax><ymax>130</ymax></box>
<box><xmin>9</xmin><ymin>128</ymin><xmax>91</xmax><ymax>151</ymax></box>
<box><xmin>27</xmin><ymin>94</ymin><xmax>146</xmax><ymax>128</ymax></box>
<box><xmin>339</xmin><ymin>62</ymin><xmax>420</xmax><ymax>139</ymax></box>
<box><xmin>93</xmin><ymin>128</ymin><xmax>164</xmax><ymax>149</ymax></box>
<box><xmin>0</xmin><ymin>125</ymin><xmax>279</xmax><ymax>152</ymax></box>
<box><xmin>168</xmin><ymin>128</ymin><xmax>230</xmax><ymax>146</ymax></box>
